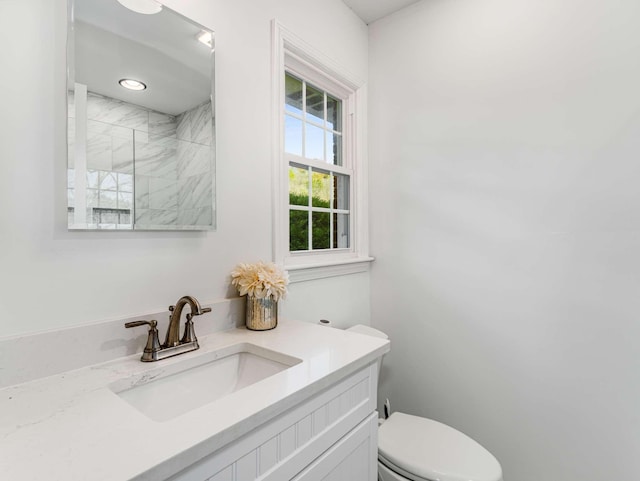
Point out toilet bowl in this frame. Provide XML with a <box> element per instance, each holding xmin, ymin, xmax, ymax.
<box><xmin>346</xmin><ymin>325</ymin><xmax>503</xmax><ymax>481</ymax></box>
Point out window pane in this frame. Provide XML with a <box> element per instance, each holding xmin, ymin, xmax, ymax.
<box><xmin>311</xmin><ymin>170</ymin><xmax>331</xmax><ymax>208</ymax></box>
<box><xmin>285</xmin><ymin>74</ymin><xmax>303</xmax><ymax>115</ymax></box>
<box><xmin>118</xmin><ymin>173</ymin><xmax>133</xmax><ymax>193</ymax></box>
<box><xmin>290</xmin><ymin>210</ymin><xmax>309</xmax><ymax>251</ymax></box>
<box><xmin>120</xmin><ymin>211</ymin><xmax>131</xmax><ymax>225</ymax></box>
<box><xmin>86</xmin><ymin>188</ymin><xmax>98</xmax><ymax>207</ymax></box>
<box><xmin>285</xmin><ymin>115</ymin><xmax>303</xmax><ymax>156</ymax></box>
<box><xmin>102</xmin><ymin>211</ymin><xmax>118</xmax><ymax>224</ymax></box>
<box><xmin>327</xmin><ymin>95</ymin><xmax>341</xmax><ymax>132</ymax></box>
<box><xmin>326</xmin><ymin>133</ymin><xmax>342</xmax><ymax>166</ymax></box>
<box><xmin>118</xmin><ymin>192</ymin><xmax>133</xmax><ymax>210</ymax></box>
<box><xmin>305</xmin><ymin>123</ymin><xmax>324</xmax><ymax>161</ymax></box>
<box><xmin>99</xmin><ymin>190</ymin><xmax>117</xmax><ymax>208</ymax></box>
<box><xmin>100</xmin><ymin>171</ymin><xmax>117</xmax><ymax>191</ymax></box>
<box><xmin>305</xmin><ymin>84</ymin><xmax>324</xmax><ymax>124</ymax></box>
<box><xmin>312</xmin><ymin>212</ymin><xmax>330</xmax><ymax>250</ymax></box>
<box><xmin>333</xmin><ymin>213</ymin><xmax>350</xmax><ymax>248</ymax></box>
<box><xmin>87</xmin><ymin>170</ymin><xmax>99</xmax><ymax>189</ymax></box>
<box><xmin>333</xmin><ymin>173</ymin><xmax>349</xmax><ymax>210</ymax></box>
<box><xmin>289</xmin><ymin>165</ymin><xmax>309</xmax><ymax>206</ymax></box>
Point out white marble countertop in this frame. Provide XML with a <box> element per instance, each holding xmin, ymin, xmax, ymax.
<box><xmin>0</xmin><ymin>320</ymin><xmax>389</xmax><ymax>481</ymax></box>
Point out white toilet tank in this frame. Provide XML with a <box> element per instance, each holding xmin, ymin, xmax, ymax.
<box><xmin>346</xmin><ymin>325</ymin><xmax>388</xmax><ymax>378</ymax></box>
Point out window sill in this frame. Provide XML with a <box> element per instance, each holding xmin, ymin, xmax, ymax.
<box><xmin>286</xmin><ymin>257</ymin><xmax>375</xmax><ymax>283</ymax></box>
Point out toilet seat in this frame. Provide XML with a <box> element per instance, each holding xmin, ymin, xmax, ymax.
<box><xmin>379</xmin><ymin>454</ymin><xmax>431</xmax><ymax>481</ymax></box>
<box><xmin>378</xmin><ymin>412</ymin><xmax>503</xmax><ymax>481</ymax></box>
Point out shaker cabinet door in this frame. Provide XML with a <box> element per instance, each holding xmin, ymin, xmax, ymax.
<box><xmin>292</xmin><ymin>413</ymin><xmax>378</xmax><ymax>481</ymax></box>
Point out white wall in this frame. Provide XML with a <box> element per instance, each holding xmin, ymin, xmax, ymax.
<box><xmin>0</xmin><ymin>0</ymin><xmax>369</xmax><ymax>338</ymax></box>
<box><xmin>369</xmin><ymin>0</ymin><xmax>640</xmax><ymax>479</ymax></box>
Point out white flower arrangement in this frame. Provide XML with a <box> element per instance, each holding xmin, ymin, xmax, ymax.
<box><xmin>230</xmin><ymin>261</ymin><xmax>289</xmax><ymax>301</ymax></box>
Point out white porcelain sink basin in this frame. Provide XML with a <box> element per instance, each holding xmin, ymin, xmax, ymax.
<box><xmin>111</xmin><ymin>343</ymin><xmax>301</xmax><ymax>422</ymax></box>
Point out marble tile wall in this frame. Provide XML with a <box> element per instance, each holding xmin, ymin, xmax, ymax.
<box><xmin>68</xmin><ymin>90</ymin><xmax>213</xmax><ymax>229</ymax></box>
<box><xmin>134</xmin><ymin>133</ymin><xmax>179</xmax><ymax>228</ymax></box>
<box><xmin>132</xmin><ymin>99</ymin><xmax>214</xmax><ymax>228</ymax></box>
<box><xmin>175</xmin><ymin>100</ymin><xmax>215</xmax><ymax>227</ymax></box>
<box><xmin>176</xmin><ymin>101</ymin><xmax>213</xmax><ymax>146</ymax></box>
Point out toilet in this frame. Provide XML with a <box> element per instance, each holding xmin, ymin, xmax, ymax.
<box><xmin>346</xmin><ymin>325</ymin><xmax>503</xmax><ymax>481</ymax></box>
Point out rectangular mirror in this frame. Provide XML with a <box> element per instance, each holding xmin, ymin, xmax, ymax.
<box><xmin>67</xmin><ymin>0</ymin><xmax>216</xmax><ymax>230</ymax></box>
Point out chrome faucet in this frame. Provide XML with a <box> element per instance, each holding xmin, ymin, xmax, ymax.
<box><xmin>125</xmin><ymin>295</ymin><xmax>211</xmax><ymax>362</ymax></box>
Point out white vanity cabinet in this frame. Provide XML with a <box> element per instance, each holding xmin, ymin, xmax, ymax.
<box><xmin>169</xmin><ymin>363</ymin><xmax>379</xmax><ymax>481</ymax></box>
<box><xmin>0</xmin><ymin>321</ymin><xmax>389</xmax><ymax>481</ymax></box>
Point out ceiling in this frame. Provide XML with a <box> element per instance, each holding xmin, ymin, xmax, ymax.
<box><xmin>71</xmin><ymin>0</ymin><xmax>418</xmax><ymax>115</ymax></box>
<box><xmin>73</xmin><ymin>0</ymin><xmax>213</xmax><ymax>115</ymax></box>
<box><xmin>342</xmin><ymin>0</ymin><xmax>422</xmax><ymax>24</ymax></box>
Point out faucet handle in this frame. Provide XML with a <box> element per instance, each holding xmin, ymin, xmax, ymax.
<box><xmin>181</xmin><ymin>318</ymin><xmax>198</xmax><ymax>344</ymax></box>
<box><xmin>125</xmin><ymin>320</ymin><xmax>162</xmax><ymax>362</ymax></box>
<box><xmin>125</xmin><ymin>320</ymin><xmax>157</xmax><ymax>329</ymax></box>
<box><xmin>181</xmin><ymin>307</ymin><xmax>209</xmax><ymax>344</ymax></box>
<box><xmin>185</xmin><ymin>307</ymin><xmax>211</xmax><ymax>322</ymax></box>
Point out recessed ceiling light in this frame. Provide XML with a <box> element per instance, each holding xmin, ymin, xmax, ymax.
<box><xmin>116</xmin><ymin>0</ymin><xmax>163</xmax><ymax>15</ymax></box>
<box><xmin>197</xmin><ymin>31</ymin><xmax>213</xmax><ymax>48</ymax></box>
<box><xmin>119</xmin><ymin>79</ymin><xmax>147</xmax><ymax>91</ymax></box>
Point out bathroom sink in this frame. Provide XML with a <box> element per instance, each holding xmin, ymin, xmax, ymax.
<box><xmin>110</xmin><ymin>343</ymin><xmax>301</xmax><ymax>422</ymax></box>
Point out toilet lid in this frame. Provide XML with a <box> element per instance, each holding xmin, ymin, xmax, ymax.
<box><xmin>346</xmin><ymin>324</ymin><xmax>389</xmax><ymax>339</ymax></box>
<box><xmin>378</xmin><ymin>413</ymin><xmax>502</xmax><ymax>481</ymax></box>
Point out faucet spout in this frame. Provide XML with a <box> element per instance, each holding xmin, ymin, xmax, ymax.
<box><xmin>164</xmin><ymin>295</ymin><xmax>210</xmax><ymax>347</ymax></box>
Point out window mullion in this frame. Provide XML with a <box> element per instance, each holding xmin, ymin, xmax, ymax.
<box><xmin>287</xmin><ymin>156</ymin><xmax>351</xmax><ymax>176</ymax></box>
<box><xmin>290</xmin><ymin>204</ymin><xmax>310</xmax><ymax>211</ymax></box>
<box><xmin>330</xmin><ymin>172</ymin><xmax>335</xmax><ymax>250</ymax></box>
<box><xmin>290</xmin><ymin>206</ymin><xmax>347</xmax><ymax>214</ymax></box>
<box><xmin>307</xmin><ymin>166</ymin><xmax>312</xmax><ymax>251</ymax></box>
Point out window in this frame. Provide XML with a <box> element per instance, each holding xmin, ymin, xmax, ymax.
<box><xmin>285</xmin><ymin>73</ymin><xmax>350</xmax><ymax>252</ymax></box>
<box><xmin>273</xmin><ymin>22</ymin><xmax>372</xmax><ymax>280</ymax></box>
<box><xmin>68</xmin><ymin>167</ymin><xmax>133</xmax><ymax>229</ymax></box>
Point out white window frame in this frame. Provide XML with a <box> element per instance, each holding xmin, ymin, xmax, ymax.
<box><xmin>271</xmin><ymin>20</ymin><xmax>372</xmax><ymax>282</ymax></box>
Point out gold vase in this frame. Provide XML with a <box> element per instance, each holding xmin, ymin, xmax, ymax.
<box><xmin>245</xmin><ymin>295</ymin><xmax>278</xmax><ymax>330</ymax></box>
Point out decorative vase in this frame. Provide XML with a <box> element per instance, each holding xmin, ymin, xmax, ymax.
<box><xmin>245</xmin><ymin>295</ymin><xmax>278</xmax><ymax>330</ymax></box>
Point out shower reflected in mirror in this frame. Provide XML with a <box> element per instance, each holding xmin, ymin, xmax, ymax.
<box><xmin>67</xmin><ymin>0</ymin><xmax>216</xmax><ymax>230</ymax></box>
